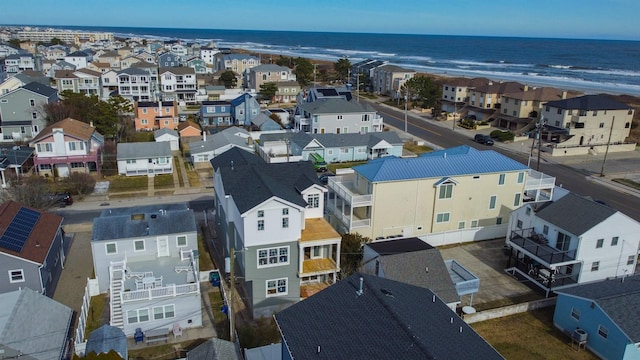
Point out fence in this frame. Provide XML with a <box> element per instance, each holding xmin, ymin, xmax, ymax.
<box><xmin>463</xmin><ymin>298</ymin><xmax>556</xmax><ymax>324</ymax></box>
<box><xmin>420</xmin><ymin>224</ymin><xmax>508</xmax><ymax>247</ymax></box>
<box><xmin>74</xmin><ymin>278</ymin><xmax>100</xmax><ymax>356</ymax></box>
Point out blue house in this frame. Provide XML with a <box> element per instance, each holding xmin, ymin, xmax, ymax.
<box><xmin>158</xmin><ymin>52</ymin><xmax>182</xmax><ymax>67</ymax></box>
<box><xmin>230</xmin><ymin>93</ymin><xmax>260</xmax><ymax>126</ymax></box>
<box><xmin>200</xmin><ymin>100</ymin><xmax>232</xmax><ymax>127</ymax></box>
<box><xmin>554</xmin><ymin>275</ymin><xmax>640</xmax><ymax>360</ymax></box>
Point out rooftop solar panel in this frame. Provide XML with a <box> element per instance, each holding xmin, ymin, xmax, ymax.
<box><xmin>0</xmin><ymin>207</ymin><xmax>41</xmax><ymax>253</ymax></box>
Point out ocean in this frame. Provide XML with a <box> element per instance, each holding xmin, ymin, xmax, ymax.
<box><xmin>59</xmin><ymin>25</ymin><xmax>640</xmax><ymax>95</ymax></box>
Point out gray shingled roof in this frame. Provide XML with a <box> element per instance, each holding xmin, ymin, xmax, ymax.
<box><xmin>298</xmin><ymin>98</ymin><xmax>375</xmax><ymax>114</ymax></box>
<box><xmin>535</xmin><ymin>192</ymin><xmax>617</xmax><ymax>236</ymax></box>
<box><xmin>275</xmin><ymin>273</ymin><xmax>503</xmax><ymax>360</ymax></box>
<box><xmin>154</xmin><ymin>128</ymin><xmax>179</xmax><ymax>138</ymax></box>
<box><xmin>117</xmin><ymin>67</ymin><xmax>149</xmax><ymax>76</ymax></box>
<box><xmin>365</xmin><ymin>238</ymin><xmax>459</xmax><ymax>304</ymax></box>
<box><xmin>556</xmin><ymin>275</ymin><xmax>640</xmax><ymax>342</ymax></box>
<box><xmin>189</xmin><ymin>127</ymin><xmax>252</xmax><ymax>155</ymax></box>
<box><xmin>210</xmin><ymin>147</ymin><xmax>264</xmax><ymax>170</ymax></box>
<box><xmin>219</xmin><ymin>160</ymin><xmax>319</xmax><ymax>214</ymax></box>
<box><xmin>92</xmin><ymin>204</ymin><xmax>196</xmax><ymax>241</ymax></box>
<box><xmin>116</xmin><ymin>142</ymin><xmax>171</xmax><ymax>160</ymax></box>
<box><xmin>0</xmin><ymin>288</ymin><xmax>73</xmax><ymax>360</ymax></box>
<box><xmin>22</xmin><ymin>82</ymin><xmax>58</xmax><ymax>98</ymax></box>
<box><xmin>545</xmin><ymin>94</ymin><xmax>630</xmax><ymax>111</ymax></box>
<box><xmin>187</xmin><ymin>338</ymin><xmax>242</xmax><ymax>360</ymax></box>
<box><xmin>85</xmin><ymin>325</ymin><xmax>128</xmax><ymax>360</ymax></box>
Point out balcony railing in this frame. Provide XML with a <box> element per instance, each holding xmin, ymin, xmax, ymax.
<box><xmin>508</xmin><ymin>229</ymin><xmax>576</xmax><ymax>265</ymax></box>
<box><xmin>525</xmin><ymin>169</ymin><xmax>555</xmax><ymax>190</ymax></box>
<box><xmin>510</xmin><ymin>259</ymin><xmax>578</xmax><ymax>289</ymax></box>
<box><xmin>328</xmin><ymin>176</ymin><xmax>372</xmax><ymax>206</ymax></box>
<box><xmin>121</xmin><ymin>283</ymin><xmax>198</xmax><ymax>303</ymax></box>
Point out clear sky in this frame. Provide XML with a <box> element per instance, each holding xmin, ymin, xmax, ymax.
<box><xmin>2</xmin><ymin>0</ymin><xmax>639</xmax><ymax>41</ymax></box>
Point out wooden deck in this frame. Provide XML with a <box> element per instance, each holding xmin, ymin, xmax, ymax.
<box><xmin>301</xmin><ymin>218</ymin><xmax>340</xmax><ymax>242</ymax></box>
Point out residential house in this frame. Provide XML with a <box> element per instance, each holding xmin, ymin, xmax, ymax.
<box><xmin>541</xmin><ymin>94</ymin><xmax>636</xmax><ymax>155</ymax></box>
<box><xmin>0</xmin><ymin>44</ymin><xmax>20</xmax><ymax>58</ymax></box>
<box><xmin>200</xmin><ymin>100</ymin><xmax>232</xmax><ymax>127</ymax></box>
<box><xmin>230</xmin><ymin>93</ymin><xmax>261</xmax><ymax>126</ymax></box>
<box><xmin>3</xmin><ymin>53</ymin><xmax>39</xmax><ymax>77</ymax></box>
<box><xmin>327</xmin><ymin>145</ymin><xmax>556</xmax><ymax>240</ymax></box>
<box><xmin>505</xmin><ymin>191</ymin><xmax>640</xmax><ymax>296</ymax></box>
<box><xmin>177</xmin><ymin>120</ymin><xmax>202</xmax><ymax>139</ymax></box>
<box><xmin>440</xmin><ymin>77</ymin><xmax>491</xmax><ymax>114</ymax></box>
<box><xmin>100</xmin><ymin>69</ymin><xmax>118</xmax><ymax>99</ymax></box>
<box><xmin>245</xmin><ymin>64</ymin><xmax>296</xmax><ymax>91</ymax></box>
<box><xmin>85</xmin><ymin>325</ymin><xmax>128</xmax><ymax>360</ymax></box>
<box><xmin>250</xmin><ymin>113</ymin><xmax>282</xmax><ymax>131</ymax></box>
<box><xmin>160</xmin><ymin>67</ymin><xmax>197</xmax><ymax>104</ymax></box>
<box><xmin>64</xmin><ymin>50</ymin><xmax>91</xmax><ymax>69</ymax></box>
<box><xmin>362</xmin><ymin>237</ymin><xmax>463</xmax><ymax>310</ymax></box>
<box><xmin>186</xmin><ymin>338</ymin><xmax>241</xmax><ymax>360</ymax></box>
<box><xmin>275</xmin><ymin>273</ymin><xmax>504</xmax><ymax>360</ymax></box>
<box><xmin>213</xmin><ymin>152</ymin><xmax>341</xmax><ymax>317</ymax></box>
<box><xmin>553</xmin><ymin>275</ymin><xmax>640</xmax><ymax>360</ymax></box>
<box><xmin>0</xmin><ymin>71</ymin><xmax>48</xmax><ymax>95</ymax></box>
<box><xmin>200</xmin><ymin>46</ymin><xmax>219</xmax><ymax>66</ymax></box>
<box><xmin>351</xmin><ymin>59</ymin><xmax>387</xmax><ymax>88</ymax></box>
<box><xmin>496</xmin><ymin>86</ymin><xmax>569</xmax><ymax>132</ymax></box>
<box><xmin>53</xmin><ymin>68</ymin><xmax>102</xmax><ymax>96</ymax></box>
<box><xmin>40</xmin><ymin>44</ymin><xmax>68</xmax><ymax>61</ymax></box>
<box><xmin>0</xmin><ymin>200</ymin><xmax>66</xmax><ymax>296</ymax></box>
<box><xmin>134</xmin><ymin>51</ymin><xmax>156</xmax><ymax>64</ymax></box>
<box><xmin>465</xmin><ymin>81</ymin><xmax>522</xmax><ymax>121</ymax></box>
<box><xmin>256</xmin><ymin>131</ymin><xmax>403</xmax><ymax>164</ymax></box>
<box><xmin>130</xmin><ymin>61</ymin><xmax>160</xmax><ymax>96</ymax></box>
<box><xmin>154</xmin><ymin>128</ymin><xmax>179</xmax><ymax>151</ymax></box>
<box><xmin>116</xmin><ymin>68</ymin><xmax>152</xmax><ymax>102</ymax></box>
<box><xmin>158</xmin><ymin>52</ymin><xmax>182</xmax><ymax>68</ymax></box>
<box><xmin>372</xmin><ymin>64</ymin><xmax>416</xmax><ymax>97</ymax></box>
<box><xmin>134</xmin><ymin>101</ymin><xmax>178</xmax><ymax>131</ymax></box>
<box><xmin>0</xmin><ymin>145</ymin><xmax>35</xmax><ymax>188</ymax></box>
<box><xmin>216</xmin><ymin>54</ymin><xmax>260</xmax><ymax>75</ymax></box>
<box><xmin>119</xmin><ymin>55</ymin><xmax>142</xmax><ymax>70</ymax></box>
<box><xmin>189</xmin><ymin>127</ymin><xmax>254</xmax><ymax>168</ymax></box>
<box><xmin>0</xmin><ymin>288</ymin><xmax>73</xmax><ymax>360</ymax></box>
<box><xmin>273</xmin><ymin>81</ymin><xmax>300</xmax><ymax>103</ymax></box>
<box><xmin>95</xmin><ymin>50</ymin><xmax>120</xmax><ymax>70</ymax></box>
<box><xmin>186</xmin><ymin>57</ymin><xmax>208</xmax><ymax>74</ymax></box>
<box><xmin>298</xmin><ymin>86</ymin><xmax>353</xmax><ymax>103</ymax></box>
<box><xmin>264</xmin><ymin>108</ymin><xmax>290</xmax><ymax>127</ymax></box>
<box><xmin>0</xmin><ymin>82</ymin><xmax>58</xmax><ymax>142</ymax></box>
<box><xmin>29</xmin><ymin>118</ymin><xmax>104</xmax><ymax>178</ymax></box>
<box><xmin>87</xmin><ymin>61</ymin><xmax>114</xmax><ymax>74</ymax></box>
<box><xmin>91</xmin><ymin>204</ymin><xmax>201</xmax><ymax>336</ymax></box>
<box><xmin>116</xmin><ymin>142</ymin><xmax>173</xmax><ymax>176</ymax></box>
<box><xmin>294</xmin><ymin>98</ymin><xmax>383</xmax><ymax>134</ymax></box>
<box><xmin>47</xmin><ymin>60</ymin><xmax>76</xmax><ymax>77</ymax></box>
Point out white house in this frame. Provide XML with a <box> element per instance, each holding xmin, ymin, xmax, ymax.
<box><xmin>117</xmin><ymin>142</ymin><xmax>173</xmax><ymax>176</ymax></box>
<box><xmin>505</xmin><ymin>189</ymin><xmax>640</xmax><ymax>296</ymax></box>
<box><xmin>154</xmin><ymin>128</ymin><xmax>179</xmax><ymax>151</ymax></box>
<box><xmin>91</xmin><ymin>204</ymin><xmax>201</xmax><ymax>336</ymax></box>
<box><xmin>294</xmin><ymin>98</ymin><xmax>383</xmax><ymax>134</ymax></box>
<box><xmin>188</xmin><ymin>127</ymin><xmax>254</xmax><ymax>168</ymax></box>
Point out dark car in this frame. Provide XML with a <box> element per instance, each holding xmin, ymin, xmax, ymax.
<box><xmin>49</xmin><ymin>192</ymin><xmax>73</xmax><ymax>207</ymax></box>
<box><xmin>318</xmin><ymin>172</ymin><xmax>336</xmax><ymax>185</ymax></box>
<box><xmin>474</xmin><ymin>134</ymin><xmax>494</xmax><ymax>145</ymax></box>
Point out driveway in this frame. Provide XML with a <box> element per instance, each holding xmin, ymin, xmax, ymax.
<box><xmin>53</xmin><ymin>226</ymin><xmax>94</xmax><ymax>313</ymax></box>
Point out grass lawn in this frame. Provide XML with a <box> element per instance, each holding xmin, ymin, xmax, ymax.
<box><xmin>154</xmin><ymin>174</ymin><xmax>174</xmax><ymax>189</ymax></box>
<box><xmin>327</xmin><ymin>161</ymin><xmax>367</xmax><ymax>174</ymax></box>
<box><xmin>84</xmin><ymin>295</ymin><xmax>106</xmax><ymax>338</ymax></box>
<box><xmin>612</xmin><ymin>178</ymin><xmax>640</xmax><ymax>190</ymax></box>
<box><xmin>198</xmin><ymin>233</ymin><xmax>215</xmax><ymax>271</ymax></box>
<box><xmin>403</xmin><ymin>142</ymin><xmax>433</xmax><ymax>155</ymax></box>
<box><xmin>108</xmin><ymin>176</ymin><xmax>148</xmax><ymax>192</ymax></box>
<box><xmin>472</xmin><ymin>307</ymin><xmax>597</xmax><ymax>360</ymax></box>
<box><xmin>174</xmin><ymin>156</ymin><xmax>184</xmax><ymax>187</ymax></box>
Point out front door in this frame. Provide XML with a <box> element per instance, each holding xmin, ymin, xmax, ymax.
<box><xmin>157</xmin><ymin>236</ymin><xmax>169</xmax><ymax>257</ymax></box>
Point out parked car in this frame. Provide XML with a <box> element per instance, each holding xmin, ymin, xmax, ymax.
<box><xmin>309</xmin><ymin>152</ymin><xmax>328</xmax><ymax>172</ymax></box>
<box><xmin>474</xmin><ymin>134</ymin><xmax>494</xmax><ymax>145</ymax></box>
<box><xmin>318</xmin><ymin>172</ymin><xmax>335</xmax><ymax>185</ymax></box>
<box><xmin>49</xmin><ymin>192</ymin><xmax>73</xmax><ymax>207</ymax></box>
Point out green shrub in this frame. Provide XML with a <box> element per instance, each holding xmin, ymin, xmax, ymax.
<box><xmin>490</xmin><ymin>130</ymin><xmax>515</xmax><ymax>142</ymax></box>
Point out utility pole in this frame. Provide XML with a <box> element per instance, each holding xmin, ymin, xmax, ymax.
<box><xmin>452</xmin><ymin>101</ymin><xmax>457</xmax><ymax>131</ymax></box>
<box><xmin>356</xmin><ymin>73</ymin><xmax>360</xmax><ymax>103</ymax></box>
<box><xmin>536</xmin><ymin>116</ymin><xmax>545</xmax><ymax>171</ymax></box>
<box><xmin>600</xmin><ymin>116</ymin><xmax>615</xmax><ymax>177</ymax></box>
<box><xmin>404</xmin><ymin>94</ymin><xmax>408</xmax><ymax>133</ymax></box>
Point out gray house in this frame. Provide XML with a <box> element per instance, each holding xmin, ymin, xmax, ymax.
<box><xmin>116</xmin><ymin>142</ymin><xmax>173</xmax><ymax>176</ymax></box>
<box><xmin>189</xmin><ymin>126</ymin><xmax>254</xmax><ymax>168</ymax></box>
<box><xmin>0</xmin><ymin>288</ymin><xmax>73</xmax><ymax>360</ymax></box>
<box><xmin>91</xmin><ymin>204</ymin><xmax>201</xmax><ymax>336</ymax></box>
<box><xmin>0</xmin><ymin>200</ymin><xmax>66</xmax><ymax>296</ymax></box>
<box><xmin>0</xmin><ymin>82</ymin><xmax>58</xmax><ymax>143</ymax></box>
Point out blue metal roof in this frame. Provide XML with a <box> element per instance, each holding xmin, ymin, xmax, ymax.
<box><xmin>355</xmin><ymin>145</ymin><xmax>528</xmax><ymax>182</ymax></box>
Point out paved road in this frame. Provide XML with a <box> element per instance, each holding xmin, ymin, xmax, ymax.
<box><xmin>367</xmin><ymin>100</ymin><xmax>640</xmax><ymax>221</ymax></box>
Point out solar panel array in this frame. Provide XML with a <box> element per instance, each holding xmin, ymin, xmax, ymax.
<box><xmin>0</xmin><ymin>207</ymin><xmax>41</xmax><ymax>253</ymax></box>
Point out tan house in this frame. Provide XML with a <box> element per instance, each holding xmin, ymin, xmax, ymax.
<box><xmin>245</xmin><ymin>64</ymin><xmax>296</xmax><ymax>91</ymax></box>
<box><xmin>540</xmin><ymin>94</ymin><xmax>635</xmax><ymax>155</ymax></box>
<box><xmin>497</xmin><ymin>86</ymin><xmax>571</xmax><ymax>131</ymax></box>
<box><xmin>465</xmin><ymin>81</ymin><xmax>522</xmax><ymax>121</ymax></box>
<box><xmin>326</xmin><ymin>145</ymin><xmax>555</xmax><ymax>241</ymax></box>
<box><xmin>372</xmin><ymin>64</ymin><xmax>416</xmax><ymax>97</ymax></box>
<box><xmin>440</xmin><ymin>77</ymin><xmax>491</xmax><ymax>114</ymax></box>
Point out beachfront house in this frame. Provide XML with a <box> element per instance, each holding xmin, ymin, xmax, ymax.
<box><xmin>495</xmin><ymin>86</ymin><xmax>568</xmax><ymax>132</ymax></box>
<box><xmin>372</xmin><ymin>64</ymin><xmax>416</xmax><ymax>97</ymax></box>
<box><xmin>440</xmin><ymin>77</ymin><xmax>490</xmax><ymax>115</ymax></box>
<box><xmin>465</xmin><ymin>81</ymin><xmax>522</xmax><ymax>121</ymax></box>
<box><xmin>91</xmin><ymin>204</ymin><xmax>201</xmax><ymax>336</ymax></box>
<box><xmin>215</xmin><ymin>54</ymin><xmax>260</xmax><ymax>75</ymax></box>
<box><xmin>294</xmin><ymin>97</ymin><xmax>383</xmax><ymax>134</ymax></box>
<box><xmin>326</xmin><ymin>145</ymin><xmax>556</xmax><ymax>241</ymax></box>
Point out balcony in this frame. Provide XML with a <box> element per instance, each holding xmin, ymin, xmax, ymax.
<box><xmin>524</xmin><ymin>169</ymin><xmax>555</xmax><ymax>202</ymax></box>
<box><xmin>301</xmin><ymin>258</ymin><xmax>338</xmax><ymax>276</ymax></box>
<box><xmin>327</xmin><ymin>175</ymin><xmax>372</xmax><ymax>206</ymax></box>
<box><xmin>508</xmin><ymin>228</ymin><xmax>576</xmax><ymax>265</ymax></box>
<box><xmin>326</xmin><ymin>200</ymin><xmax>371</xmax><ymax>229</ymax></box>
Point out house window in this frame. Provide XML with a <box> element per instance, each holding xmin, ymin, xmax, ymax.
<box><xmin>153</xmin><ymin>305</ymin><xmax>175</xmax><ymax>320</ymax></box>
<box><xmin>611</xmin><ymin>236</ymin><xmax>619</xmax><ymax>246</ymax></box>
<box><xmin>282</xmin><ymin>217</ymin><xmax>289</xmax><ymax>228</ymax></box>
<box><xmin>68</xmin><ymin>141</ymin><xmax>85</xmax><ymax>151</ymax></box>
<box><xmin>37</xmin><ymin>143</ymin><xmax>53</xmax><ymax>152</ymax></box>
<box><xmin>489</xmin><ymin>195</ymin><xmax>497</xmax><ymax>210</ymax></box>
<box><xmin>517</xmin><ymin>172</ymin><xmax>525</xmax><ymax>184</ymax></box>
<box><xmin>257</xmin><ymin>220</ymin><xmax>264</xmax><ymax>231</ymax></box>
<box><xmin>591</xmin><ymin>261</ymin><xmax>600</xmax><ymax>271</ymax></box>
<box><xmin>257</xmin><ymin>246</ymin><xmax>289</xmax><ymax>267</ymax></box>
<box><xmin>471</xmin><ymin>220</ymin><xmax>479</xmax><ymax>228</ymax></box>
<box><xmin>71</xmin><ymin>162</ymin><xmax>85</xmax><ymax>168</ymax></box>
<box><xmin>282</xmin><ymin>208</ymin><xmax>289</xmax><ymax>215</ymax></box>
<box><xmin>127</xmin><ymin>309</ymin><xmax>150</xmax><ymax>324</ymax></box>
<box><xmin>496</xmin><ymin>217</ymin><xmax>503</xmax><ymax>225</ymax></box>
<box><xmin>513</xmin><ymin>193</ymin><xmax>521</xmax><ymax>206</ymax></box>
<box><xmin>516</xmin><ymin>220</ymin><xmax>523</xmax><ymax>229</ymax></box>
<box><xmin>266</xmin><ymin>278</ymin><xmax>288</xmax><ymax>297</ymax></box>
<box><xmin>439</xmin><ymin>183</ymin><xmax>453</xmax><ymax>199</ymax></box>
<box><xmin>498</xmin><ymin>174</ymin><xmax>505</xmax><ymax>185</ymax></box>
<box><xmin>8</xmin><ymin>269</ymin><xmax>24</xmax><ymax>283</ymax></box>
<box><xmin>29</xmin><ymin>98</ymin><xmax>35</xmax><ymax>107</ymax></box>
<box><xmin>543</xmin><ymin>225</ymin><xmax>549</xmax><ymax>235</ymax></box>
<box><xmin>307</xmin><ymin>194</ymin><xmax>320</xmax><ymax>208</ymax></box>
<box><xmin>134</xmin><ymin>240</ymin><xmax>145</xmax><ymax>251</ymax></box>
<box><xmin>340</xmin><ymin>147</ymin><xmax>348</xmax><ymax>154</ymax></box>
<box><xmin>436</xmin><ymin>213</ymin><xmax>450</xmax><ymax>223</ymax></box>
<box><xmin>142</xmin><ymin>108</ymin><xmax>148</xmax><ymax>114</ymax></box>
<box><xmin>628</xmin><ymin>255</ymin><xmax>635</xmax><ymax>266</ymax></box>
<box><xmin>257</xmin><ymin>210</ymin><xmax>264</xmax><ymax>218</ymax></box>
<box><xmin>570</xmin><ymin>308</ymin><xmax>580</xmax><ymax>321</ymax></box>
<box><xmin>597</xmin><ymin>325</ymin><xmax>608</xmax><ymax>339</ymax></box>
<box><xmin>106</xmin><ymin>243</ymin><xmax>117</xmax><ymax>254</ymax></box>
<box><xmin>141</xmin><ymin>119</ymin><xmax>148</xmax><ymax>125</ymax></box>
<box><xmin>525</xmin><ymin>207</ymin><xmax>531</xmax><ymax>215</ymax></box>
<box><xmin>177</xmin><ymin>235</ymin><xmax>187</xmax><ymax>247</ymax></box>
<box><xmin>458</xmin><ymin>221</ymin><xmax>465</xmax><ymax>229</ymax></box>
<box><xmin>126</xmin><ymin>159</ymin><xmax>137</xmax><ymax>164</ymax></box>
<box><xmin>337</xmin><ymin>115</ymin><xmax>343</xmax><ymax>120</ymax></box>
<box><xmin>599</xmin><ymin>123</ymin><xmax>604</xmax><ymax>128</ymax></box>
<box><xmin>596</xmin><ymin>239</ymin><xmax>604</xmax><ymax>248</ymax></box>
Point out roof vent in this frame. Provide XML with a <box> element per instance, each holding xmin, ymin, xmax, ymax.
<box><xmin>380</xmin><ymin>288</ymin><xmax>394</xmax><ymax>298</ymax></box>
<box><xmin>459</xmin><ymin>326</ymin><xmax>463</xmax><ymax>333</ymax></box>
<box><xmin>356</xmin><ymin>277</ymin><xmax>363</xmax><ymax>296</ymax></box>
<box><xmin>432</xmin><ymin>294</ymin><xmax>436</xmax><ymax>303</ymax></box>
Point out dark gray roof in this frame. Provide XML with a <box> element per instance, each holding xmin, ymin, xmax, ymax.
<box><xmin>187</xmin><ymin>338</ymin><xmax>242</xmax><ymax>360</ymax></box>
<box><xmin>556</xmin><ymin>275</ymin><xmax>640</xmax><ymax>342</ymax></box>
<box><xmin>189</xmin><ymin>127</ymin><xmax>252</xmax><ymax>154</ymax></box>
<box><xmin>219</xmin><ymin>160</ymin><xmax>319</xmax><ymax>214</ymax></box>
<box><xmin>535</xmin><ymin>192</ymin><xmax>617</xmax><ymax>236</ymax></box>
<box><xmin>22</xmin><ymin>82</ymin><xmax>57</xmax><ymax>98</ymax></box>
<box><xmin>298</xmin><ymin>98</ymin><xmax>375</xmax><ymax>114</ymax></box>
<box><xmin>0</xmin><ymin>288</ymin><xmax>73</xmax><ymax>360</ymax></box>
<box><xmin>365</xmin><ymin>238</ymin><xmax>459</xmax><ymax>304</ymax></box>
<box><xmin>545</xmin><ymin>94</ymin><xmax>630</xmax><ymax>110</ymax></box>
<box><xmin>116</xmin><ymin>141</ymin><xmax>172</xmax><ymax>160</ymax></box>
<box><xmin>154</xmin><ymin>128</ymin><xmax>179</xmax><ymax>138</ymax></box>
<box><xmin>210</xmin><ymin>147</ymin><xmax>264</xmax><ymax>170</ymax></box>
<box><xmin>275</xmin><ymin>273</ymin><xmax>503</xmax><ymax>360</ymax></box>
<box><xmin>86</xmin><ymin>325</ymin><xmax>128</xmax><ymax>360</ymax></box>
<box><xmin>92</xmin><ymin>204</ymin><xmax>196</xmax><ymax>241</ymax></box>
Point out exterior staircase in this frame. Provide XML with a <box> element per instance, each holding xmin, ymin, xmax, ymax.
<box><xmin>109</xmin><ymin>260</ymin><xmax>126</xmax><ymax>330</ymax></box>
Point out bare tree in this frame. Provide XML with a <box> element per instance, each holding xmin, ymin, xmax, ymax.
<box><xmin>0</xmin><ymin>175</ymin><xmax>58</xmax><ymax>210</ymax></box>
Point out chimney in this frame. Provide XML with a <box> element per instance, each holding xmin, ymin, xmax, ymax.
<box><xmin>89</xmin><ymin>121</ymin><xmax>94</xmax><ymax>127</ymax></box>
<box><xmin>247</xmin><ymin>136</ymin><xmax>253</xmax><ymax>145</ymax></box>
<box><xmin>523</xmin><ymin>85</ymin><xmax>529</xmax><ymax>92</ymax></box>
<box><xmin>562</xmin><ymin>91</ymin><xmax>567</xmax><ymax>99</ymax></box>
